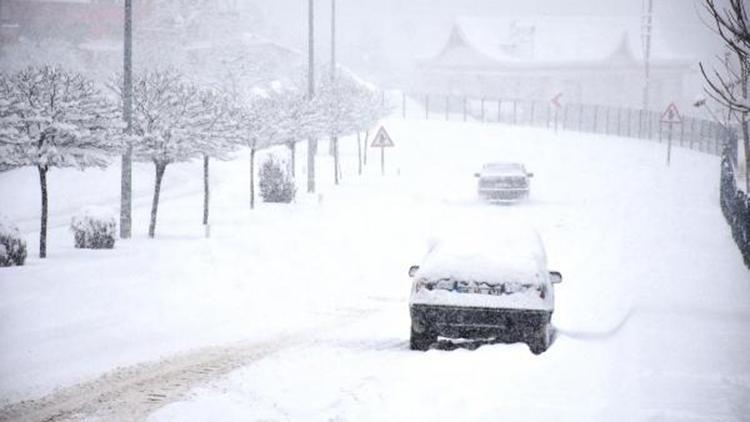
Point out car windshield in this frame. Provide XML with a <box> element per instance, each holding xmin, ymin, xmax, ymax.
<box><xmin>426</xmin><ymin>278</ymin><xmax>540</xmax><ymax>294</ymax></box>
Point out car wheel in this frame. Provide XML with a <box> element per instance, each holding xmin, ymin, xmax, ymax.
<box><xmin>528</xmin><ymin>323</ymin><xmax>550</xmax><ymax>355</ymax></box>
<box><xmin>410</xmin><ymin>326</ymin><xmax>436</xmax><ymax>351</ymax></box>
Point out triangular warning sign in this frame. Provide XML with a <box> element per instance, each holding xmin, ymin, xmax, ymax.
<box><xmin>550</xmin><ymin>92</ymin><xmax>563</xmax><ymax>109</ymax></box>
<box><xmin>370</xmin><ymin>126</ymin><xmax>395</xmax><ymax>148</ymax></box>
<box><xmin>660</xmin><ymin>102</ymin><xmax>682</xmax><ymax>124</ymax></box>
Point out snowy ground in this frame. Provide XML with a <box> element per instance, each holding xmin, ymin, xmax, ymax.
<box><xmin>1</xmin><ymin>118</ymin><xmax>748</xmax><ymax>421</ymax></box>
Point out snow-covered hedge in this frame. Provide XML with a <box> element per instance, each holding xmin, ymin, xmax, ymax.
<box><xmin>259</xmin><ymin>156</ymin><xmax>296</xmax><ymax>203</ymax></box>
<box><xmin>70</xmin><ymin>207</ymin><xmax>117</xmax><ymax>249</ymax></box>
<box><xmin>720</xmin><ymin>152</ymin><xmax>750</xmax><ymax>269</ymax></box>
<box><xmin>0</xmin><ymin>216</ymin><xmax>27</xmax><ymax>267</ymax></box>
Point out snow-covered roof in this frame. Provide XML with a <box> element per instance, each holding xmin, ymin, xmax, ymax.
<box><xmin>416</xmin><ymin>224</ymin><xmax>548</xmax><ymax>285</ymax></box>
<box><xmin>421</xmin><ymin>16</ymin><xmax>695</xmax><ymax>68</ymax></box>
<box><xmin>184</xmin><ymin>32</ymin><xmax>296</xmax><ymax>55</ymax></box>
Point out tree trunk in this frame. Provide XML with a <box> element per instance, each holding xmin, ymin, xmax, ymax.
<box><xmin>333</xmin><ymin>135</ymin><xmax>339</xmax><ymax>185</ymax></box>
<box><xmin>363</xmin><ymin>130</ymin><xmax>369</xmax><ymax>165</ymax></box>
<box><xmin>307</xmin><ymin>138</ymin><xmax>317</xmax><ymax>193</ymax></box>
<box><xmin>37</xmin><ymin>165</ymin><xmax>48</xmax><ymax>258</ymax></box>
<box><xmin>357</xmin><ymin>131</ymin><xmax>362</xmax><ymax>175</ymax></box>
<box><xmin>203</xmin><ymin>155</ymin><xmax>209</xmax><ymax>226</ymax></box>
<box><xmin>288</xmin><ymin>141</ymin><xmax>296</xmax><ymax>177</ymax></box>
<box><xmin>148</xmin><ymin>162</ymin><xmax>167</xmax><ymax>238</ymax></box>
<box><xmin>250</xmin><ymin>147</ymin><xmax>256</xmax><ymax>209</ymax></box>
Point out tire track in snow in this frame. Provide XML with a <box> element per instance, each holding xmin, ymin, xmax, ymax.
<box><xmin>0</xmin><ymin>307</ymin><xmax>376</xmax><ymax>422</ymax></box>
<box><xmin>0</xmin><ymin>337</ymin><xmax>294</xmax><ymax>422</ymax></box>
<box><xmin>556</xmin><ymin>305</ymin><xmax>750</xmax><ymax>341</ymax></box>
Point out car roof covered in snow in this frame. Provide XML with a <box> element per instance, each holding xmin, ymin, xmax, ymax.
<box><xmin>417</xmin><ymin>224</ymin><xmax>548</xmax><ymax>285</ymax></box>
<box><xmin>481</xmin><ymin>162</ymin><xmax>526</xmax><ymax>175</ymax></box>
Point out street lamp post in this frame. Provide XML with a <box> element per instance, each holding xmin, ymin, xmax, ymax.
<box><xmin>331</xmin><ymin>0</ymin><xmax>339</xmax><ymax>184</ymax></box>
<box><xmin>307</xmin><ymin>0</ymin><xmax>317</xmax><ymax>193</ymax></box>
<box><xmin>120</xmin><ymin>0</ymin><xmax>133</xmax><ymax>238</ymax></box>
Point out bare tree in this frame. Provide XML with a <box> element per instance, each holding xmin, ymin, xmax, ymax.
<box><xmin>317</xmin><ymin>71</ymin><xmax>388</xmax><ymax>180</ymax></box>
<box><xmin>193</xmin><ymin>88</ymin><xmax>242</xmax><ymax>233</ymax></box>
<box><xmin>318</xmin><ymin>71</ymin><xmax>364</xmax><ymax>184</ymax></box>
<box><xmin>110</xmin><ymin>69</ymin><xmax>205</xmax><ymax>238</ymax></box>
<box><xmin>0</xmin><ymin>66</ymin><xmax>121</xmax><ymax>258</ymax></box>
<box><xmin>238</xmin><ymin>93</ymin><xmax>276</xmax><ymax>210</ymax></box>
<box><xmin>275</xmin><ymin>82</ymin><xmax>327</xmax><ymax>180</ymax></box>
<box><xmin>700</xmin><ymin>0</ymin><xmax>750</xmax><ymax>189</ymax></box>
<box><xmin>353</xmin><ymin>85</ymin><xmax>389</xmax><ymax>175</ymax></box>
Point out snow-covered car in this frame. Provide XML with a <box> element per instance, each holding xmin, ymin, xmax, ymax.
<box><xmin>474</xmin><ymin>162</ymin><xmax>533</xmax><ymax>201</ymax></box>
<box><xmin>407</xmin><ymin>227</ymin><xmax>562</xmax><ymax>353</ymax></box>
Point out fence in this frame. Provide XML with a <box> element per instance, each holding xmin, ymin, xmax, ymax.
<box><xmin>720</xmin><ymin>144</ymin><xmax>750</xmax><ymax>268</ymax></box>
<box><xmin>399</xmin><ymin>93</ymin><xmax>726</xmax><ymax>156</ymax></box>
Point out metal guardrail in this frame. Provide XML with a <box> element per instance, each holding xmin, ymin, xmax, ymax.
<box><xmin>399</xmin><ymin>93</ymin><xmax>726</xmax><ymax>156</ymax></box>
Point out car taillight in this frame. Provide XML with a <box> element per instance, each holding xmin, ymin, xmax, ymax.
<box><xmin>415</xmin><ymin>279</ymin><xmax>436</xmax><ymax>292</ymax></box>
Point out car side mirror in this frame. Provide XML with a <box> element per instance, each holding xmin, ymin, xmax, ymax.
<box><xmin>527</xmin><ymin>172</ymin><xmax>534</xmax><ymax>178</ymax></box>
<box><xmin>473</xmin><ymin>173</ymin><xmax>481</xmax><ymax>178</ymax></box>
<box><xmin>408</xmin><ymin>265</ymin><xmax>420</xmax><ymax>277</ymax></box>
<box><xmin>549</xmin><ymin>271</ymin><xmax>562</xmax><ymax>284</ymax></box>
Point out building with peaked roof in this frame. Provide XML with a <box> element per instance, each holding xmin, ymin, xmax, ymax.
<box><xmin>416</xmin><ymin>17</ymin><xmax>699</xmax><ymax>111</ymax></box>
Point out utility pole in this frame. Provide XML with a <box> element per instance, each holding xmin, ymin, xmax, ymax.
<box><xmin>307</xmin><ymin>0</ymin><xmax>317</xmax><ymax>193</ymax></box>
<box><xmin>331</xmin><ymin>0</ymin><xmax>339</xmax><ymax>184</ymax></box>
<box><xmin>641</xmin><ymin>0</ymin><xmax>653</xmax><ymax>112</ymax></box>
<box><xmin>120</xmin><ymin>0</ymin><xmax>133</xmax><ymax>238</ymax></box>
<box><xmin>331</xmin><ymin>0</ymin><xmax>336</xmax><ymax>84</ymax></box>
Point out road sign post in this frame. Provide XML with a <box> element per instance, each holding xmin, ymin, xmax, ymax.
<box><xmin>370</xmin><ymin>126</ymin><xmax>395</xmax><ymax>176</ymax></box>
<box><xmin>550</xmin><ymin>92</ymin><xmax>563</xmax><ymax>133</ymax></box>
<box><xmin>380</xmin><ymin>147</ymin><xmax>384</xmax><ymax>175</ymax></box>
<box><xmin>660</xmin><ymin>102</ymin><xmax>682</xmax><ymax>167</ymax></box>
<box><xmin>666</xmin><ymin>121</ymin><xmax>673</xmax><ymax>165</ymax></box>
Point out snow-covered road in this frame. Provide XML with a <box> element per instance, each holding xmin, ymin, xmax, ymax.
<box><xmin>1</xmin><ymin>119</ymin><xmax>748</xmax><ymax>421</ymax></box>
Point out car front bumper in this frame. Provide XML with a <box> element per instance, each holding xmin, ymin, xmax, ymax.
<box><xmin>410</xmin><ymin>304</ymin><xmax>551</xmax><ymax>341</ymax></box>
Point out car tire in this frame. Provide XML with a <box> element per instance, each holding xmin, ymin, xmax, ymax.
<box><xmin>528</xmin><ymin>323</ymin><xmax>550</xmax><ymax>355</ymax></box>
<box><xmin>410</xmin><ymin>326</ymin><xmax>436</xmax><ymax>351</ymax></box>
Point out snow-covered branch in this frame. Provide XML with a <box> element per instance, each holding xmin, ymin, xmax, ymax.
<box><xmin>0</xmin><ymin>66</ymin><xmax>121</xmax><ymax>170</ymax></box>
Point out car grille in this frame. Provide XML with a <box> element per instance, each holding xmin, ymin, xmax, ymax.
<box><xmin>480</xmin><ymin>177</ymin><xmax>527</xmax><ymax>188</ymax></box>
